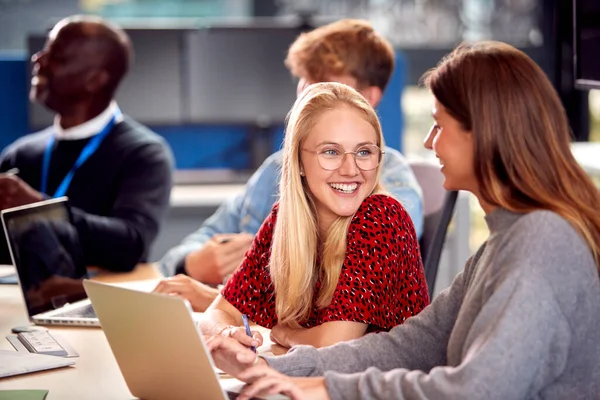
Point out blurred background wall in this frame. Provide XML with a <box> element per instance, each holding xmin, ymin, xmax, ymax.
<box><xmin>1</xmin><ymin>0</ymin><xmax>597</xmax><ymax>172</ymax></box>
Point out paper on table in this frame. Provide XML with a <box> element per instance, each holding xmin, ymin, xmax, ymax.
<box><xmin>0</xmin><ymin>350</ymin><xmax>75</xmax><ymax>378</ymax></box>
<box><xmin>0</xmin><ymin>265</ymin><xmax>15</xmax><ymax>278</ymax></box>
<box><xmin>109</xmin><ymin>279</ymin><xmax>162</xmax><ymax>292</ymax></box>
<box><xmin>0</xmin><ymin>265</ymin><xmax>17</xmax><ymax>285</ymax></box>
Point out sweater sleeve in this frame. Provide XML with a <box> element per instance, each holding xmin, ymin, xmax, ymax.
<box><xmin>0</xmin><ymin>147</ymin><xmax>16</xmax><ymax>171</ymax></box>
<box><xmin>0</xmin><ymin>147</ymin><xmax>17</xmax><ymax>264</ymax></box>
<box><xmin>266</xmin><ymin>267</ymin><xmax>570</xmax><ymax>400</ymax></box>
<box><xmin>71</xmin><ymin>140</ymin><xmax>173</xmax><ymax>271</ymax></box>
<box><xmin>265</xmin><ymin>257</ymin><xmax>470</xmax><ymax>377</ymax></box>
<box><xmin>322</xmin><ymin>270</ymin><xmax>570</xmax><ymax>400</ymax></box>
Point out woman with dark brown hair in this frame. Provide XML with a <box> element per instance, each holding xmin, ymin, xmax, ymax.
<box><xmin>205</xmin><ymin>41</ymin><xmax>600</xmax><ymax>400</ymax></box>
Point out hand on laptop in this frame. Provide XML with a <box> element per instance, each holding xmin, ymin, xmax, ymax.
<box><xmin>205</xmin><ymin>339</ymin><xmax>330</xmax><ymax>400</ymax></box>
<box><xmin>152</xmin><ymin>274</ymin><xmax>219</xmax><ymax>312</ymax></box>
<box><xmin>184</xmin><ymin>233</ymin><xmax>253</xmax><ymax>285</ymax></box>
<box><xmin>0</xmin><ymin>175</ymin><xmax>43</xmax><ymax>211</ymax></box>
<box><xmin>236</xmin><ymin>366</ymin><xmax>329</xmax><ymax>400</ymax></box>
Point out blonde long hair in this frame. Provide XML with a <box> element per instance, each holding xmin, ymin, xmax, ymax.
<box><xmin>423</xmin><ymin>41</ymin><xmax>600</xmax><ymax>271</ymax></box>
<box><xmin>270</xmin><ymin>82</ymin><xmax>385</xmax><ymax>327</ymax></box>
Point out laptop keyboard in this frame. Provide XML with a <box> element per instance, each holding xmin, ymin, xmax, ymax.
<box><xmin>227</xmin><ymin>392</ymin><xmax>261</xmax><ymax>400</ymax></box>
<box><xmin>53</xmin><ymin>303</ymin><xmax>97</xmax><ymax>319</ymax></box>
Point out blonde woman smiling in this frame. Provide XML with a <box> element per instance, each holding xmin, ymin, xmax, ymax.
<box><xmin>199</xmin><ymin>82</ymin><xmax>428</xmax><ymax>349</ymax></box>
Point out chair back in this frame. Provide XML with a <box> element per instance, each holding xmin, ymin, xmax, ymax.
<box><xmin>409</xmin><ymin>160</ymin><xmax>458</xmax><ymax>297</ymax></box>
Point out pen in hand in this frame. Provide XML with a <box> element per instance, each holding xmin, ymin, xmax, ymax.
<box><xmin>241</xmin><ymin>314</ymin><xmax>256</xmax><ymax>353</ymax></box>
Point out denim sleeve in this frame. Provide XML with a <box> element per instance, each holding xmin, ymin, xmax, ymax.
<box><xmin>159</xmin><ymin>152</ymin><xmax>283</xmax><ymax>277</ymax></box>
<box><xmin>238</xmin><ymin>151</ymin><xmax>282</xmax><ymax>235</ymax></box>
<box><xmin>380</xmin><ymin>147</ymin><xmax>424</xmax><ymax>239</ymax></box>
<box><xmin>158</xmin><ymin>194</ymin><xmax>243</xmax><ymax>276</ymax></box>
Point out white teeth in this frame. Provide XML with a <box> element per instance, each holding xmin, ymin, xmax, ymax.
<box><xmin>330</xmin><ymin>183</ymin><xmax>358</xmax><ymax>193</ymax></box>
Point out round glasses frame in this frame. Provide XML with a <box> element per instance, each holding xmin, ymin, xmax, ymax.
<box><xmin>302</xmin><ymin>144</ymin><xmax>385</xmax><ymax>171</ymax></box>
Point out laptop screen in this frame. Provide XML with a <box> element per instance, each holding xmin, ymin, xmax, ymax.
<box><xmin>1</xmin><ymin>197</ymin><xmax>88</xmax><ymax>317</ymax></box>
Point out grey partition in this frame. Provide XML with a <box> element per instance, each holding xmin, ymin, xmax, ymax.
<box><xmin>117</xmin><ymin>29</ymin><xmax>186</xmax><ymax>124</ymax></box>
<box><xmin>185</xmin><ymin>24</ymin><xmax>302</xmax><ymax>125</ymax></box>
<box><xmin>27</xmin><ymin>28</ymin><xmax>186</xmax><ymax>130</ymax></box>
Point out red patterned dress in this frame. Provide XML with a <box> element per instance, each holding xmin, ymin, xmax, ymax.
<box><xmin>222</xmin><ymin>194</ymin><xmax>429</xmax><ymax>332</ymax></box>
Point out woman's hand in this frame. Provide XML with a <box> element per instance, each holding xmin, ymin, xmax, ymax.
<box><xmin>237</xmin><ymin>365</ymin><xmax>330</xmax><ymax>400</ymax></box>
<box><xmin>219</xmin><ymin>325</ymin><xmax>263</xmax><ymax>349</ymax></box>
<box><xmin>205</xmin><ymin>334</ymin><xmax>265</xmax><ymax>377</ymax></box>
<box><xmin>152</xmin><ymin>274</ymin><xmax>218</xmax><ymax>312</ymax></box>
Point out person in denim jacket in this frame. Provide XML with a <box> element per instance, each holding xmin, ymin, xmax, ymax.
<box><xmin>155</xmin><ymin>20</ymin><xmax>423</xmax><ymax>311</ymax></box>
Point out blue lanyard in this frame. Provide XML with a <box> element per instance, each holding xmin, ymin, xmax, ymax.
<box><xmin>41</xmin><ymin>112</ymin><xmax>120</xmax><ymax>197</ymax></box>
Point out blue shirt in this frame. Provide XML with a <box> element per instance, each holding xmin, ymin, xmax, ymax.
<box><xmin>160</xmin><ymin>146</ymin><xmax>423</xmax><ymax>276</ymax></box>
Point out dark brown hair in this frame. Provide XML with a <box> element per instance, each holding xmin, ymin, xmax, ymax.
<box><xmin>422</xmin><ymin>41</ymin><xmax>600</xmax><ymax>269</ymax></box>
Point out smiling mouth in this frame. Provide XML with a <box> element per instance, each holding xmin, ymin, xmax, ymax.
<box><xmin>329</xmin><ymin>183</ymin><xmax>359</xmax><ymax>194</ymax></box>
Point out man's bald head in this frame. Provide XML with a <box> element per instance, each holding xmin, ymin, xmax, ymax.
<box><xmin>50</xmin><ymin>15</ymin><xmax>133</xmax><ymax>94</ymax></box>
<box><xmin>30</xmin><ymin>15</ymin><xmax>133</xmax><ymax>113</ymax></box>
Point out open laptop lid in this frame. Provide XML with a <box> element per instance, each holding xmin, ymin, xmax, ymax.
<box><xmin>1</xmin><ymin>197</ymin><xmax>89</xmax><ymax>320</ymax></box>
<box><xmin>83</xmin><ymin>280</ymin><xmax>231</xmax><ymax>400</ymax></box>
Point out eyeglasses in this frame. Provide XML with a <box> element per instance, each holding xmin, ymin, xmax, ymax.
<box><xmin>303</xmin><ymin>144</ymin><xmax>384</xmax><ymax>171</ymax></box>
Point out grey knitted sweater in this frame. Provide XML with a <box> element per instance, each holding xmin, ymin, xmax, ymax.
<box><xmin>265</xmin><ymin>209</ymin><xmax>600</xmax><ymax>399</ymax></box>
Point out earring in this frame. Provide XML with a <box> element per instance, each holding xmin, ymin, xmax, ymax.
<box><xmin>300</xmin><ymin>168</ymin><xmax>305</xmax><ymax>176</ymax></box>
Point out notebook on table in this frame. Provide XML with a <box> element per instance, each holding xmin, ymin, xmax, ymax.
<box><xmin>1</xmin><ymin>197</ymin><xmax>98</xmax><ymax>327</ymax></box>
<box><xmin>83</xmin><ymin>280</ymin><xmax>287</xmax><ymax>400</ymax></box>
<box><xmin>0</xmin><ymin>350</ymin><xmax>75</xmax><ymax>378</ymax></box>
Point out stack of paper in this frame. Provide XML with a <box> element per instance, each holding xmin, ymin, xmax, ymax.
<box><xmin>0</xmin><ymin>350</ymin><xmax>75</xmax><ymax>378</ymax></box>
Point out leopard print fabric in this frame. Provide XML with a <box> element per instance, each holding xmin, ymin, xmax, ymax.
<box><xmin>222</xmin><ymin>194</ymin><xmax>429</xmax><ymax>332</ymax></box>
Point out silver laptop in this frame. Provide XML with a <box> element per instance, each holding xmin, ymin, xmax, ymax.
<box><xmin>83</xmin><ymin>280</ymin><xmax>286</xmax><ymax>400</ymax></box>
<box><xmin>1</xmin><ymin>197</ymin><xmax>99</xmax><ymax>326</ymax></box>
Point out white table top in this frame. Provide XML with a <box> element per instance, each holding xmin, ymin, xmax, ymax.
<box><xmin>170</xmin><ymin>184</ymin><xmax>245</xmax><ymax>208</ymax></box>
